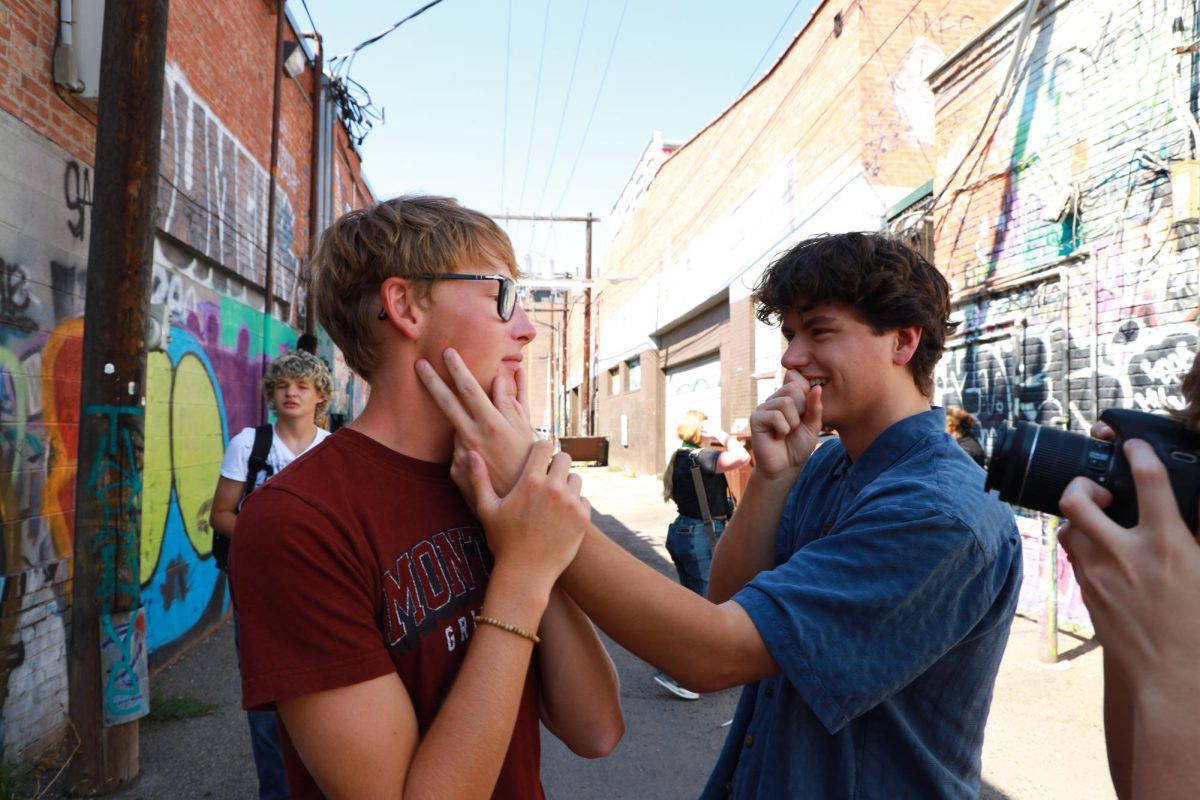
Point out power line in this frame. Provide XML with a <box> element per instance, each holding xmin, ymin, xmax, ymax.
<box><xmin>501</xmin><ymin>0</ymin><xmax>513</xmax><ymax>211</ymax></box>
<box><xmin>534</xmin><ymin>0</ymin><xmax>591</xmax><ymax>214</ymax></box>
<box><xmin>552</xmin><ymin>0</ymin><xmax>629</xmax><ymax>213</ymax></box>
<box><xmin>298</xmin><ymin>0</ymin><xmax>318</xmax><ymax>34</ymax></box>
<box><xmin>517</xmin><ymin>0</ymin><xmax>554</xmax><ymax>217</ymax></box>
<box><xmin>738</xmin><ymin>0</ymin><xmax>805</xmax><ymax>97</ymax></box>
<box><xmin>328</xmin><ymin>0</ymin><xmax>450</xmax><ymax>70</ymax></box>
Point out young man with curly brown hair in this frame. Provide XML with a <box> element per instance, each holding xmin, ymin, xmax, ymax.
<box><xmin>423</xmin><ymin>232</ymin><xmax>1022</xmax><ymax>799</ymax></box>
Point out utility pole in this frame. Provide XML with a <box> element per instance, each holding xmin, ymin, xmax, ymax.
<box><xmin>583</xmin><ymin>215</ymin><xmax>593</xmax><ymax>435</ymax></box>
<box><xmin>561</xmin><ymin>289</ymin><xmax>570</xmax><ymax>434</ymax></box>
<box><xmin>67</xmin><ymin>0</ymin><xmax>170</xmax><ymax>794</ymax></box>
<box><xmin>492</xmin><ymin>213</ymin><xmax>598</xmax><ymax>435</ymax></box>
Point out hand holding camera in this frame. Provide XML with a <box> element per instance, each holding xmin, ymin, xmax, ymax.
<box><xmin>986</xmin><ymin>407</ymin><xmax>1200</xmax><ymax>531</ymax></box>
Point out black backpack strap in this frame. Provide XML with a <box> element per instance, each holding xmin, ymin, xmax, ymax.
<box><xmin>688</xmin><ymin>451</ymin><xmax>718</xmax><ymax>549</ymax></box>
<box><xmin>238</xmin><ymin>424</ymin><xmax>275</xmax><ymax>511</ymax></box>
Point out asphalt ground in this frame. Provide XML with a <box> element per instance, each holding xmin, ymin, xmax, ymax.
<box><xmin>26</xmin><ymin>466</ymin><xmax>1113</xmax><ymax>799</ymax></box>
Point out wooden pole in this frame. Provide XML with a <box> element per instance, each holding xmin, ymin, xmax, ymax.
<box><xmin>67</xmin><ymin>0</ymin><xmax>170</xmax><ymax>793</ymax></box>
<box><xmin>582</xmin><ymin>216</ymin><xmax>593</xmax><ymax>435</ymax></box>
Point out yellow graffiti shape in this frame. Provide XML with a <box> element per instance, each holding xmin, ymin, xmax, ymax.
<box><xmin>170</xmin><ymin>353</ymin><xmax>225</xmax><ymax>556</ymax></box>
<box><xmin>139</xmin><ymin>351</ymin><xmax>173</xmax><ymax>584</ymax></box>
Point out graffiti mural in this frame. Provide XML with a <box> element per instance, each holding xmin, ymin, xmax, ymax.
<box><xmin>933</xmin><ymin>0</ymin><xmax>1200</xmax><ymax>636</ymax></box>
<box><xmin>0</xmin><ymin>109</ymin><xmax>315</xmax><ymax>761</ymax></box>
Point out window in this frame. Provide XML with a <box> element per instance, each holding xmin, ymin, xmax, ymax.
<box><xmin>626</xmin><ymin>358</ymin><xmax>641</xmax><ymax>392</ymax></box>
<box><xmin>609</xmin><ymin>367</ymin><xmax>621</xmax><ymax>396</ymax></box>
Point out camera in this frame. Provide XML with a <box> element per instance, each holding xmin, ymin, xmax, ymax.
<box><xmin>985</xmin><ymin>407</ymin><xmax>1200</xmax><ymax>531</ymax></box>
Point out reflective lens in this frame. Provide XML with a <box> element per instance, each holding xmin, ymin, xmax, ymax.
<box><xmin>498</xmin><ymin>277</ymin><xmax>516</xmax><ymax>321</ymax></box>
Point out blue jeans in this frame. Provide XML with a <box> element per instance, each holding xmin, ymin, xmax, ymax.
<box><xmin>233</xmin><ymin>612</ymin><xmax>292</xmax><ymax>800</ymax></box>
<box><xmin>666</xmin><ymin>515</ymin><xmax>725</xmax><ymax>597</ymax></box>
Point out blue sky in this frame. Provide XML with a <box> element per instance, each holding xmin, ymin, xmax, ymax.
<box><xmin>292</xmin><ymin>0</ymin><xmax>821</xmax><ymax>276</ymax></box>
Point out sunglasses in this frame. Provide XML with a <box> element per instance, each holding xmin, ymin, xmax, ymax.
<box><xmin>377</xmin><ymin>273</ymin><xmax>519</xmax><ymax>322</ymax></box>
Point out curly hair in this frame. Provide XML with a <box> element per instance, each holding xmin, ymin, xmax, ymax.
<box><xmin>310</xmin><ymin>195</ymin><xmax>519</xmax><ymax>381</ymax></box>
<box><xmin>752</xmin><ymin>232</ymin><xmax>957</xmax><ymax>397</ymax></box>
<box><xmin>262</xmin><ymin>350</ymin><xmax>333</xmax><ymax>424</ymax></box>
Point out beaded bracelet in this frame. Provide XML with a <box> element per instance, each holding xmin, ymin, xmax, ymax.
<box><xmin>477</xmin><ymin>615</ymin><xmax>541</xmax><ymax>644</ymax></box>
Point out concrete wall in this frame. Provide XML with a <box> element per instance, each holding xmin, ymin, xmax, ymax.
<box><xmin>932</xmin><ymin>0</ymin><xmax>1199</xmax><ymax>631</ymax></box>
<box><xmin>0</xmin><ymin>0</ymin><xmax>372</xmax><ymax>761</ymax></box>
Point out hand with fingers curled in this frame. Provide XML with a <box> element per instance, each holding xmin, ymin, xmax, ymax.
<box><xmin>416</xmin><ymin>348</ymin><xmax>537</xmax><ymax>496</ymax></box>
<box><xmin>748</xmin><ymin>369</ymin><xmax>823</xmax><ymax>479</ymax></box>
<box><xmin>467</xmin><ymin>439</ymin><xmax>591</xmax><ymax>588</ymax></box>
<box><xmin>1058</xmin><ymin>438</ymin><xmax>1200</xmax><ymax>681</ymax></box>
<box><xmin>1057</xmin><ymin>436</ymin><xmax>1200</xmax><ymax>800</ymax></box>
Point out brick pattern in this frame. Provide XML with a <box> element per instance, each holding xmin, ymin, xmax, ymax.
<box><xmin>0</xmin><ymin>1</ymin><xmax>96</xmax><ymax>164</ymax></box>
<box><xmin>933</xmin><ymin>0</ymin><xmax>1194</xmax><ymax>432</ymax></box>
<box><xmin>0</xmin><ymin>562</ymin><xmax>70</xmax><ymax>762</ymax></box>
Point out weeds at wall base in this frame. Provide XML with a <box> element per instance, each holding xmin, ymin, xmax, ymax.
<box><xmin>146</xmin><ymin>691</ymin><xmax>219</xmax><ymax>724</ymax></box>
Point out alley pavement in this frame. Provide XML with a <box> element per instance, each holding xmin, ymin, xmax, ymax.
<box><xmin>63</xmin><ymin>466</ymin><xmax>1112</xmax><ymax>799</ymax></box>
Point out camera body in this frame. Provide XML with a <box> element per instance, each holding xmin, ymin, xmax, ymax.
<box><xmin>985</xmin><ymin>407</ymin><xmax>1200</xmax><ymax>531</ymax></box>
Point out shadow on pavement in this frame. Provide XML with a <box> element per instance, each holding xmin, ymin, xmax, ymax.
<box><xmin>1058</xmin><ymin>635</ymin><xmax>1101</xmax><ymax>662</ymax></box>
<box><xmin>590</xmin><ymin>510</ymin><xmax>678</xmax><ymax>579</ymax></box>
<box><xmin>981</xmin><ymin>779</ymin><xmax>1015</xmax><ymax>799</ymax></box>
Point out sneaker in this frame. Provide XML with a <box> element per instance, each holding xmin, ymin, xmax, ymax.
<box><xmin>654</xmin><ymin>672</ymin><xmax>700</xmax><ymax>700</ymax></box>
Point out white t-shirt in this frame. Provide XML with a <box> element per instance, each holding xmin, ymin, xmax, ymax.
<box><xmin>219</xmin><ymin>424</ymin><xmax>331</xmax><ymax>491</ymax></box>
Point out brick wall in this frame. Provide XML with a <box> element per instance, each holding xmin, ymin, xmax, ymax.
<box><xmin>0</xmin><ymin>2</ymin><xmax>96</xmax><ymax>163</ymax></box>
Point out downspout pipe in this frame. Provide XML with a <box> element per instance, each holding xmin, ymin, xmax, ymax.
<box><xmin>259</xmin><ymin>0</ymin><xmax>286</xmax><ymax>423</ymax></box>
<box><xmin>307</xmin><ymin>32</ymin><xmax>323</xmax><ymax>335</ymax></box>
<box><xmin>264</xmin><ymin>0</ymin><xmax>285</xmax><ymax>318</ymax></box>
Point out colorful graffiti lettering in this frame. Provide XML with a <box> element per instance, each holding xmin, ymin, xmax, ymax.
<box><xmin>99</xmin><ymin>608</ymin><xmax>150</xmax><ymax>725</ymax></box>
<box><xmin>84</xmin><ymin>404</ymin><xmax>145</xmax><ymax>615</ymax></box>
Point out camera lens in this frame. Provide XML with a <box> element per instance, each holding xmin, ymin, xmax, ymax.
<box><xmin>986</xmin><ymin>422</ymin><xmax>1109</xmax><ymax>516</ymax></box>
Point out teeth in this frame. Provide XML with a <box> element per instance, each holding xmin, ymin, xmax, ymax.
<box><xmin>807</xmin><ymin>378</ymin><xmax>828</xmax><ymax>387</ymax></box>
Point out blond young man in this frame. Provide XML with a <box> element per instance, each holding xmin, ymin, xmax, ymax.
<box><xmin>230</xmin><ymin>196</ymin><xmax>623</xmax><ymax>799</ymax></box>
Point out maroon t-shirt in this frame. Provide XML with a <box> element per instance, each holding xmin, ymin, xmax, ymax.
<box><xmin>230</xmin><ymin>428</ymin><xmax>543</xmax><ymax>799</ymax></box>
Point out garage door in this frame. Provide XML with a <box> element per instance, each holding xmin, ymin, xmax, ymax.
<box><xmin>664</xmin><ymin>356</ymin><xmax>722</xmax><ymax>460</ymax></box>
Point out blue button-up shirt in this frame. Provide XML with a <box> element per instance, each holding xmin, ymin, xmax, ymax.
<box><xmin>702</xmin><ymin>408</ymin><xmax>1022</xmax><ymax>799</ymax></box>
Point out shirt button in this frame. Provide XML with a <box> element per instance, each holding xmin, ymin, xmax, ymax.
<box><xmin>764</xmin><ymin>687</ymin><xmax>775</xmax><ymax>698</ymax></box>
<box><xmin>744</xmin><ymin>735</ymin><xmax>754</xmax><ymax>748</ymax></box>
<box><xmin>725</xmin><ymin>781</ymin><xmax>732</xmax><ymax>792</ymax></box>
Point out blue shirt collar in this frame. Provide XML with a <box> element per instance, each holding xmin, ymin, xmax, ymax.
<box><xmin>844</xmin><ymin>407</ymin><xmax>945</xmax><ymax>494</ymax></box>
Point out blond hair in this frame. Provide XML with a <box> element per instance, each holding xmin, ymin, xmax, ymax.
<box><xmin>262</xmin><ymin>350</ymin><xmax>333</xmax><ymax>424</ymax></box>
<box><xmin>311</xmin><ymin>195</ymin><xmax>519</xmax><ymax>380</ymax></box>
<box><xmin>676</xmin><ymin>410</ymin><xmax>707</xmax><ymax>447</ymax></box>
<box><xmin>663</xmin><ymin>410</ymin><xmax>708</xmax><ymax>500</ymax></box>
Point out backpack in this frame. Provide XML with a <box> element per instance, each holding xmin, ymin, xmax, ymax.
<box><xmin>212</xmin><ymin>424</ymin><xmax>274</xmax><ymax>571</ymax></box>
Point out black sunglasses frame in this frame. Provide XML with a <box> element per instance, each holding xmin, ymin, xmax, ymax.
<box><xmin>377</xmin><ymin>273</ymin><xmax>518</xmax><ymax>322</ymax></box>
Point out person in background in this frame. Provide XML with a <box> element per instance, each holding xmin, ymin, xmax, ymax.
<box><xmin>655</xmin><ymin>410</ymin><xmax>750</xmax><ymax>700</ymax></box>
<box><xmin>1057</xmin><ymin>352</ymin><xmax>1200</xmax><ymax>800</ymax></box>
<box><xmin>209</xmin><ymin>349</ymin><xmax>334</xmax><ymax>800</ymax></box>
<box><xmin>946</xmin><ymin>405</ymin><xmax>986</xmax><ymax>468</ymax></box>
<box><xmin>296</xmin><ymin>332</ymin><xmax>319</xmax><ymax>355</ymax></box>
